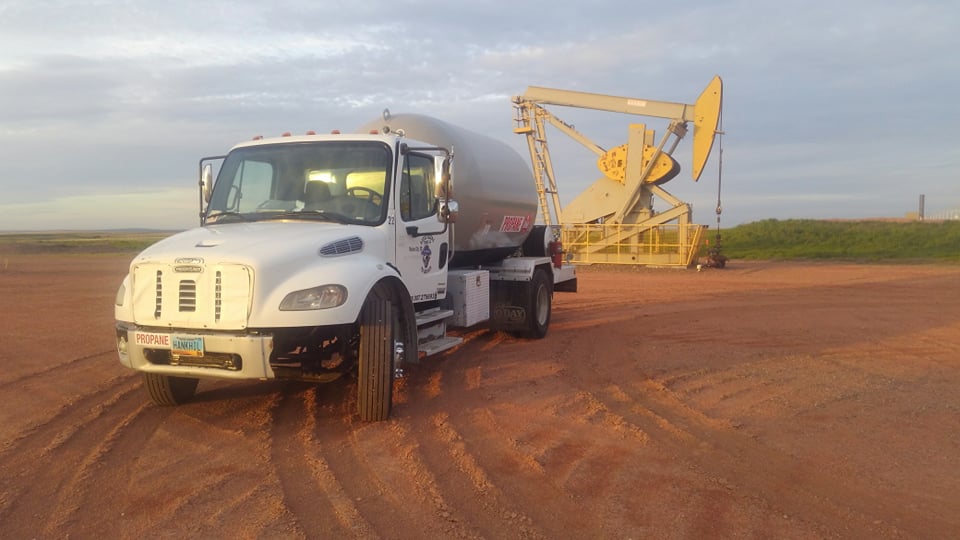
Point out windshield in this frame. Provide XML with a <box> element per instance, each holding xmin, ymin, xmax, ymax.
<box><xmin>206</xmin><ymin>141</ymin><xmax>392</xmax><ymax>225</ymax></box>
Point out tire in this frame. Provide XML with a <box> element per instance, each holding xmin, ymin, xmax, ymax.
<box><xmin>523</xmin><ymin>268</ymin><xmax>552</xmax><ymax>339</ymax></box>
<box><xmin>357</xmin><ymin>293</ymin><xmax>395</xmax><ymax>421</ymax></box>
<box><xmin>142</xmin><ymin>373</ymin><xmax>199</xmax><ymax>406</ymax></box>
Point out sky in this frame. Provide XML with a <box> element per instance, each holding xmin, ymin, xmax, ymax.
<box><xmin>1</xmin><ymin>0</ymin><xmax>958</xmax><ymax>231</ymax></box>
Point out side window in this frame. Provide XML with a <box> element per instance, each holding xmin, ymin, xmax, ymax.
<box><xmin>400</xmin><ymin>154</ymin><xmax>437</xmax><ymax>221</ymax></box>
<box><xmin>229</xmin><ymin>160</ymin><xmax>274</xmax><ymax>212</ymax></box>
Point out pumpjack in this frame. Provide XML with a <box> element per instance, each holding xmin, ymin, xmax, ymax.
<box><xmin>512</xmin><ymin>76</ymin><xmax>723</xmax><ymax>266</ymax></box>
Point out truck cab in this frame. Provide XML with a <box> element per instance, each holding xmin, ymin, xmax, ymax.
<box><xmin>206</xmin><ymin>134</ymin><xmax>452</xmax><ymax>304</ymax></box>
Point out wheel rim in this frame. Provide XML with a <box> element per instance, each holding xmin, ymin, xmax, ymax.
<box><xmin>535</xmin><ymin>284</ymin><xmax>549</xmax><ymax>326</ymax></box>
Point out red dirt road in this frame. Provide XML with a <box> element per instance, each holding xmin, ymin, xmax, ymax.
<box><xmin>1</xmin><ymin>254</ymin><xmax>958</xmax><ymax>538</ymax></box>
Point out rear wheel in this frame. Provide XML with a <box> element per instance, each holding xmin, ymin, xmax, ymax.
<box><xmin>142</xmin><ymin>373</ymin><xmax>199</xmax><ymax>406</ymax></box>
<box><xmin>523</xmin><ymin>268</ymin><xmax>552</xmax><ymax>339</ymax></box>
<box><xmin>357</xmin><ymin>292</ymin><xmax>395</xmax><ymax>421</ymax></box>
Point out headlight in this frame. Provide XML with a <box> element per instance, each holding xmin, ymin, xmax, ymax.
<box><xmin>115</xmin><ymin>283</ymin><xmax>126</xmax><ymax>307</ymax></box>
<box><xmin>279</xmin><ymin>285</ymin><xmax>347</xmax><ymax>311</ymax></box>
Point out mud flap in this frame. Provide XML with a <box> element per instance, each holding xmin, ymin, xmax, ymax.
<box><xmin>489</xmin><ymin>279</ymin><xmax>529</xmax><ymax>333</ymax></box>
<box><xmin>489</xmin><ymin>269</ymin><xmax>552</xmax><ymax>338</ymax></box>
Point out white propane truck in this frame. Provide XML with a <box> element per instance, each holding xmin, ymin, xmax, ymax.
<box><xmin>114</xmin><ymin>112</ymin><xmax>577</xmax><ymax>421</ymax></box>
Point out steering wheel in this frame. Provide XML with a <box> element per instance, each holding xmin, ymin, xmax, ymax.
<box><xmin>345</xmin><ymin>186</ymin><xmax>382</xmax><ymax>206</ymax></box>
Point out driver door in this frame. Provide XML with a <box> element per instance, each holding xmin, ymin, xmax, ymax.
<box><xmin>394</xmin><ymin>153</ymin><xmax>448</xmax><ymax>303</ymax></box>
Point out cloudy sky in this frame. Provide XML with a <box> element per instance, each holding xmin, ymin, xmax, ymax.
<box><xmin>1</xmin><ymin>0</ymin><xmax>958</xmax><ymax>230</ymax></box>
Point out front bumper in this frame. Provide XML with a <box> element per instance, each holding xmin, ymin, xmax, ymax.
<box><xmin>115</xmin><ymin>323</ymin><xmax>276</xmax><ymax>380</ymax></box>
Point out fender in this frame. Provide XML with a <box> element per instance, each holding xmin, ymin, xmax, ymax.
<box><xmin>365</xmin><ymin>275</ymin><xmax>420</xmax><ymax>364</ymax></box>
<box><xmin>248</xmin><ymin>253</ymin><xmax>405</xmax><ymax>328</ymax></box>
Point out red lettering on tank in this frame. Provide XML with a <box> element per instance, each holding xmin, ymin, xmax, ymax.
<box><xmin>500</xmin><ymin>215</ymin><xmax>525</xmax><ymax>233</ymax></box>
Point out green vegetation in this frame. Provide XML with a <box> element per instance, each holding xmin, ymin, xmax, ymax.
<box><xmin>3</xmin><ymin>220</ymin><xmax>959</xmax><ymax>263</ymax></box>
<box><xmin>708</xmin><ymin>219</ymin><xmax>960</xmax><ymax>262</ymax></box>
<box><xmin>0</xmin><ymin>232</ymin><xmax>173</xmax><ymax>255</ymax></box>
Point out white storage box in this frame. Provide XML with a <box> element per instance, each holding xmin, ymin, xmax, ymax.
<box><xmin>445</xmin><ymin>269</ymin><xmax>490</xmax><ymax>327</ymax></box>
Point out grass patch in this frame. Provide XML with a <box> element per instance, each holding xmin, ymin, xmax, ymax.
<box><xmin>4</xmin><ymin>220</ymin><xmax>959</xmax><ymax>263</ymax></box>
<box><xmin>0</xmin><ymin>231</ymin><xmax>174</xmax><ymax>255</ymax></box>
<box><xmin>710</xmin><ymin>219</ymin><xmax>960</xmax><ymax>262</ymax></box>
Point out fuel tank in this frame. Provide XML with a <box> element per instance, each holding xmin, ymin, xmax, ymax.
<box><xmin>358</xmin><ymin>113</ymin><xmax>538</xmax><ymax>267</ymax></box>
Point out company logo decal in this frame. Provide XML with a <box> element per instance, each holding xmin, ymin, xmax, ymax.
<box><xmin>419</xmin><ymin>236</ymin><xmax>434</xmax><ymax>273</ymax></box>
<box><xmin>494</xmin><ymin>305</ymin><xmax>526</xmax><ymax>323</ymax></box>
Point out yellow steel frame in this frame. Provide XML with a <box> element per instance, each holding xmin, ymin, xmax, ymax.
<box><xmin>562</xmin><ymin>222</ymin><xmax>706</xmax><ymax>267</ymax></box>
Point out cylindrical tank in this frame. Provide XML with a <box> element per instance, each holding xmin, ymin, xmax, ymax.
<box><xmin>358</xmin><ymin>113</ymin><xmax>538</xmax><ymax>267</ymax></box>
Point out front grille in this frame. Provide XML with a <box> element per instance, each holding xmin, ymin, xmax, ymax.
<box><xmin>134</xmin><ymin>262</ymin><xmax>251</xmax><ymax>329</ymax></box>
<box><xmin>179</xmin><ymin>280</ymin><xmax>197</xmax><ymax>312</ymax></box>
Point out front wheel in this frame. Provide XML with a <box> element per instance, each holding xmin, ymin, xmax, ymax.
<box><xmin>357</xmin><ymin>293</ymin><xmax>395</xmax><ymax>421</ymax></box>
<box><xmin>522</xmin><ymin>268</ymin><xmax>552</xmax><ymax>339</ymax></box>
<box><xmin>142</xmin><ymin>373</ymin><xmax>199</xmax><ymax>406</ymax></box>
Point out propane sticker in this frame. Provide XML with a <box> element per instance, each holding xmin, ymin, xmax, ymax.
<box><xmin>134</xmin><ymin>332</ymin><xmax>171</xmax><ymax>348</ymax></box>
<box><xmin>500</xmin><ymin>215</ymin><xmax>532</xmax><ymax>233</ymax></box>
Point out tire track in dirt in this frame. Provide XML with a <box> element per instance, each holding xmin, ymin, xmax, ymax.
<box><xmin>37</xmin><ymin>399</ymin><xmax>150</xmax><ymax>536</ymax></box>
<box><xmin>70</xmin><ymin>384</ymin><xmax>307</xmax><ymax>538</ymax></box>
<box><xmin>2</xmin><ymin>372</ymin><xmax>298</xmax><ymax>538</ymax></box>
<box><xmin>268</xmin><ymin>383</ymin><xmax>377</xmax><ymax>537</ymax></box>
<box><xmin>397</xmin><ymin>330</ymin><xmax>660</xmax><ymax>538</ymax></box>
<box><xmin>439</xmin><ymin>332</ymin><xmax>579</xmax><ymax>536</ymax></box>
<box><xmin>423</xmin><ymin>407</ymin><xmax>548</xmax><ymax>538</ymax></box>
<box><xmin>111</xmin><ymin>391</ymin><xmax>297</xmax><ymax>539</ymax></box>
<box><xmin>312</xmin><ymin>395</ymin><xmax>476</xmax><ymax>538</ymax></box>
<box><xmin>0</xmin><ymin>376</ymin><xmax>143</xmax><ymax>537</ymax></box>
<box><xmin>491</xmin><ymin>306</ymin><xmax>831</xmax><ymax>536</ymax></box>
<box><xmin>665</xmin><ymin>359</ymin><xmax>812</xmax><ymax>419</ymax></box>
<box><xmin>572</xmin><ymin>364</ymin><xmax>919</xmax><ymax>537</ymax></box>
<box><xmin>0</xmin><ymin>350</ymin><xmax>133</xmax><ymax>453</ymax></box>
<box><xmin>264</xmin><ymin>377</ymin><xmax>482</xmax><ymax>538</ymax></box>
<box><xmin>0</xmin><ymin>349</ymin><xmax>113</xmax><ymax>389</ymax></box>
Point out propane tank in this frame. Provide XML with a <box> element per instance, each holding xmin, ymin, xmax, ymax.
<box><xmin>358</xmin><ymin>113</ymin><xmax>538</xmax><ymax>267</ymax></box>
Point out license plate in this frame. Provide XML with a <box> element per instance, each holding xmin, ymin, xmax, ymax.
<box><xmin>172</xmin><ymin>335</ymin><xmax>204</xmax><ymax>357</ymax></box>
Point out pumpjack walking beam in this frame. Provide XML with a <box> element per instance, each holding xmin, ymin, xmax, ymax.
<box><xmin>519</xmin><ymin>77</ymin><xmax>722</xmax><ymax>185</ymax></box>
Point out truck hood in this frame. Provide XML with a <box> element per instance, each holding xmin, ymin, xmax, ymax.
<box><xmin>135</xmin><ymin>221</ymin><xmax>380</xmax><ymax>265</ymax></box>
<box><xmin>123</xmin><ymin>221</ymin><xmax>391</xmax><ymax>330</ymax></box>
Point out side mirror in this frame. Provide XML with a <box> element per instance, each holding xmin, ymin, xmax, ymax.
<box><xmin>201</xmin><ymin>163</ymin><xmax>214</xmax><ymax>204</ymax></box>
<box><xmin>435</xmin><ymin>156</ymin><xmax>452</xmax><ymax>199</ymax></box>
<box><xmin>438</xmin><ymin>199</ymin><xmax>459</xmax><ymax>223</ymax></box>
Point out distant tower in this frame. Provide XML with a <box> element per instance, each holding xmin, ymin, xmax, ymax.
<box><xmin>919</xmin><ymin>194</ymin><xmax>925</xmax><ymax>221</ymax></box>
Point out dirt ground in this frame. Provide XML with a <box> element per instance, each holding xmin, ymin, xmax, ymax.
<box><xmin>0</xmin><ymin>254</ymin><xmax>958</xmax><ymax>539</ymax></box>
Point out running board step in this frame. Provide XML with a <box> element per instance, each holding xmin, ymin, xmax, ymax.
<box><xmin>416</xmin><ymin>308</ymin><xmax>453</xmax><ymax>326</ymax></box>
<box><xmin>419</xmin><ymin>336</ymin><xmax>464</xmax><ymax>357</ymax></box>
